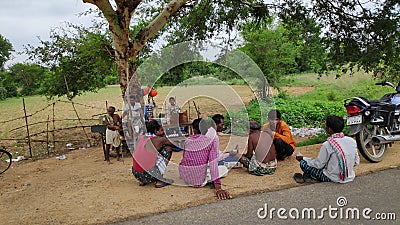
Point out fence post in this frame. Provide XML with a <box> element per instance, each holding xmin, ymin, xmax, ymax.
<box><xmin>46</xmin><ymin>115</ymin><xmax>50</xmax><ymax>156</ymax></box>
<box><xmin>52</xmin><ymin>102</ymin><xmax>55</xmax><ymax>149</ymax></box>
<box><xmin>71</xmin><ymin>101</ymin><xmax>91</xmax><ymax>146</ymax></box>
<box><xmin>22</xmin><ymin>98</ymin><xmax>33</xmax><ymax>158</ymax></box>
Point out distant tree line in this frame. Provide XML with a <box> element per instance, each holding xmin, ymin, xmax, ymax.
<box><xmin>0</xmin><ymin>0</ymin><xmax>399</xmax><ymax>100</ymax></box>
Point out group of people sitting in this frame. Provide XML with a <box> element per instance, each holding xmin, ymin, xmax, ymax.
<box><xmin>130</xmin><ymin>109</ymin><xmax>360</xmax><ymax>200</ymax></box>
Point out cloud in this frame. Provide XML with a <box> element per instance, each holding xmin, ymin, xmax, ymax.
<box><xmin>0</xmin><ymin>0</ymin><xmax>96</xmax><ymax>64</ymax></box>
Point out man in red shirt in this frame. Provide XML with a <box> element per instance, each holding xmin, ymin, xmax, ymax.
<box><xmin>132</xmin><ymin>120</ymin><xmax>175</xmax><ymax>188</ymax></box>
<box><xmin>262</xmin><ymin>109</ymin><xmax>296</xmax><ymax>161</ymax></box>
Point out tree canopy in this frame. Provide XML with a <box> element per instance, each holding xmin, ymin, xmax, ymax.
<box><xmin>18</xmin><ymin>0</ymin><xmax>399</xmax><ymax>100</ymax></box>
<box><xmin>0</xmin><ymin>34</ymin><xmax>13</xmax><ymax>71</ymax></box>
<box><xmin>25</xmin><ymin>23</ymin><xmax>116</xmax><ymax>99</ymax></box>
<box><xmin>80</xmin><ymin>0</ymin><xmax>398</xmax><ymax>97</ymax></box>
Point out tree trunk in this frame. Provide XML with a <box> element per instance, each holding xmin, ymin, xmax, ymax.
<box><xmin>113</xmin><ymin>37</ymin><xmax>140</xmax><ymax>101</ymax></box>
<box><xmin>83</xmin><ymin>0</ymin><xmax>189</xmax><ymax>100</ymax></box>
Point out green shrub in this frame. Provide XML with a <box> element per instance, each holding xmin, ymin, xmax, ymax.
<box><xmin>327</xmin><ymin>91</ymin><xmax>337</xmax><ymax>101</ymax></box>
<box><xmin>225</xmin><ymin>97</ymin><xmax>346</xmax><ymax>135</ymax></box>
<box><xmin>104</xmin><ymin>75</ymin><xmax>119</xmax><ymax>85</ymax></box>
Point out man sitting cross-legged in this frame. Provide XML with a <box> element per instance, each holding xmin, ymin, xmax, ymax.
<box><xmin>132</xmin><ymin>120</ymin><xmax>175</xmax><ymax>188</ymax></box>
<box><xmin>239</xmin><ymin>121</ymin><xmax>277</xmax><ymax>176</ymax></box>
<box><xmin>262</xmin><ymin>109</ymin><xmax>296</xmax><ymax>161</ymax></box>
<box><xmin>294</xmin><ymin>116</ymin><xmax>360</xmax><ymax>183</ymax></box>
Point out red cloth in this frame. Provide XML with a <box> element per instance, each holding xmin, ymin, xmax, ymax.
<box><xmin>132</xmin><ymin>136</ymin><xmax>157</xmax><ymax>172</ymax></box>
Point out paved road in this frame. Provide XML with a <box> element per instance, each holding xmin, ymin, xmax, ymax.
<box><xmin>114</xmin><ymin>168</ymin><xmax>400</xmax><ymax>225</ymax></box>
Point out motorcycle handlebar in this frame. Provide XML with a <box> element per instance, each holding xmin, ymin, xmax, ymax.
<box><xmin>375</xmin><ymin>80</ymin><xmax>395</xmax><ymax>88</ymax></box>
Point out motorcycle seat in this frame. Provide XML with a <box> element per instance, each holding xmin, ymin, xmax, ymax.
<box><xmin>369</xmin><ymin>100</ymin><xmax>392</xmax><ymax>107</ymax></box>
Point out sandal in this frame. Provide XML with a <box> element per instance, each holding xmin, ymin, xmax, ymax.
<box><xmin>154</xmin><ymin>178</ymin><xmax>174</xmax><ymax>188</ymax></box>
<box><xmin>293</xmin><ymin>173</ymin><xmax>305</xmax><ymax>183</ymax></box>
<box><xmin>162</xmin><ymin>178</ymin><xmax>174</xmax><ymax>184</ymax></box>
<box><xmin>303</xmin><ymin>173</ymin><xmax>318</xmax><ymax>183</ymax></box>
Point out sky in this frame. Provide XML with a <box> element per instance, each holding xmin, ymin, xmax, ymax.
<box><xmin>0</xmin><ymin>0</ymin><xmax>96</xmax><ymax>66</ymax></box>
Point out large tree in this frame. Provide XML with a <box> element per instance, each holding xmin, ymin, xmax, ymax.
<box><xmin>80</xmin><ymin>0</ymin><xmax>399</xmax><ymax>102</ymax></box>
<box><xmin>241</xmin><ymin>21</ymin><xmax>301</xmax><ymax>87</ymax></box>
<box><xmin>82</xmin><ymin>0</ymin><xmax>188</xmax><ymax>103</ymax></box>
<box><xmin>4</xmin><ymin>63</ymin><xmax>47</xmax><ymax>96</ymax></box>
<box><xmin>309</xmin><ymin>0</ymin><xmax>400</xmax><ymax>78</ymax></box>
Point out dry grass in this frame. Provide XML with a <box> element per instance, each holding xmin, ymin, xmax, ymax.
<box><xmin>0</xmin><ymin>85</ymin><xmax>257</xmax><ymax>157</ymax></box>
<box><xmin>0</xmin><ymin>86</ymin><xmax>123</xmax><ymax>157</ymax></box>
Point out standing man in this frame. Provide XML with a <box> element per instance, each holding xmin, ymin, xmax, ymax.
<box><xmin>167</xmin><ymin>97</ymin><xmax>181</xmax><ymax>125</ymax></box>
<box><xmin>103</xmin><ymin>106</ymin><xmax>122</xmax><ymax>164</ymax></box>
<box><xmin>262</xmin><ymin>109</ymin><xmax>295</xmax><ymax>161</ymax></box>
<box><xmin>294</xmin><ymin>116</ymin><xmax>360</xmax><ymax>183</ymax></box>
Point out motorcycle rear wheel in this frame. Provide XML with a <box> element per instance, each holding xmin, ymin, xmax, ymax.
<box><xmin>355</xmin><ymin>124</ymin><xmax>387</xmax><ymax>163</ymax></box>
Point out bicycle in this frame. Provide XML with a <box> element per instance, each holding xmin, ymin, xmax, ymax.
<box><xmin>0</xmin><ymin>146</ymin><xmax>12</xmax><ymax>174</ymax></box>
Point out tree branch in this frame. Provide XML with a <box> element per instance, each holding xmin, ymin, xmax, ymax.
<box><xmin>316</xmin><ymin>0</ymin><xmax>373</xmax><ymax>20</ymax></box>
<box><xmin>116</xmin><ymin>0</ymin><xmax>142</xmax><ymax>31</ymax></box>
<box><xmin>238</xmin><ymin>0</ymin><xmax>281</xmax><ymax>10</ymax></box>
<box><xmin>129</xmin><ymin>0</ymin><xmax>189</xmax><ymax>57</ymax></box>
<box><xmin>83</xmin><ymin>0</ymin><xmax>119</xmax><ymax>33</ymax></box>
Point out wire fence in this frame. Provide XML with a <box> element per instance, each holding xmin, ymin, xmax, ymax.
<box><xmin>0</xmin><ymin>98</ymin><xmax>113</xmax><ymax>159</ymax></box>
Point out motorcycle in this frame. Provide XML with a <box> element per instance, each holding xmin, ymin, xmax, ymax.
<box><xmin>344</xmin><ymin>80</ymin><xmax>400</xmax><ymax>162</ymax></box>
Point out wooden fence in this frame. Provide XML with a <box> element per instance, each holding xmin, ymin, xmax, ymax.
<box><xmin>0</xmin><ymin>98</ymin><xmax>115</xmax><ymax>158</ymax></box>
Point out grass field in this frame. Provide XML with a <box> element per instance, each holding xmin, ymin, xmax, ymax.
<box><xmin>1</xmin><ymin>72</ymin><xmax>395</xmax><ymax>157</ymax></box>
<box><xmin>282</xmin><ymin>71</ymin><xmax>394</xmax><ymax>101</ymax></box>
<box><xmin>0</xmin><ymin>84</ymin><xmax>256</xmax><ymax>157</ymax></box>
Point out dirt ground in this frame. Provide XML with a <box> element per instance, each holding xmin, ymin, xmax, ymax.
<box><xmin>1</xmin><ymin>85</ymin><xmax>399</xmax><ymax>224</ymax></box>
<box><xmin>1</xmin><ymin>134</ymin><xmax>399</xmax><ymax>225</ymax></box>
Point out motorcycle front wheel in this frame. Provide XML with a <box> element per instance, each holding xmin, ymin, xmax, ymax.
<box><xmin>355</xmin><ymin>124</ymin><xmax>387</xmax><ymax>163</ymax></box>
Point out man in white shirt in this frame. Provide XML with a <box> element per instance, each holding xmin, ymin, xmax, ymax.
<box><xmin>294</xmin><ymin>115</ymin><xmax>360</xmax><ymax>183</ymax></box>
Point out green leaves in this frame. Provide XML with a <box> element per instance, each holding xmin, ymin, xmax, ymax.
<box><xmin>0</xmin><ymin>63</ymin><xmax>49</xmax><ymax>99</ymax></box>
<box><xmin>240</xmin><ymin>21</ymin><xmax>302</xmax><ymax>87</ymax></box>
<box><xmin>24</xmin><ymin>24</ymin><xmax>116</xmax><ymax>99</ymax></box>
<box><xmin>0</xmin><ymin>34</ymin><xmax>13</xmax><ymax>71</ymax></box>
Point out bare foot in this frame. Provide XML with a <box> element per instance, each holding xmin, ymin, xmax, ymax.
<box><xmin>229</xmin><ymin>144</ymin><xmax>239</xmax><ymax>156</ymax></box>
<box><xmin>155</xmin><ymin>181</ymin><xmax>170</xmax><ymax>188</ymax></box>
<box><xmin>107</xmin><ymin>160</ymin><xmax>111</xmax><ymax>164</ymax></box>
<box><xmin>139</xmin><ymin>182</ymin><xmax>148</xmax><ymax>186</ymax></box>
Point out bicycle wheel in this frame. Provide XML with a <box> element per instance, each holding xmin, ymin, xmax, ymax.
<box><xmin>0</xmin><ymin>149</ymin><xmax>12</xmax><ymax>174</ymax></box>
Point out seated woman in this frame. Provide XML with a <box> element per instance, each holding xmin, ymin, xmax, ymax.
<box><xmin>131</xmin><ymin>120</ymin><xmax>175</xmax><ymax>188</ymax></box>
<box><xmin>179</xmin><ymin>118</ymin><xmax>232</xmax><ymax>200</ymax></box>
<box><xmin>239</xmin><ymin>121</ymin><xmax>277</xmax><ymax>176</ymax></box>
